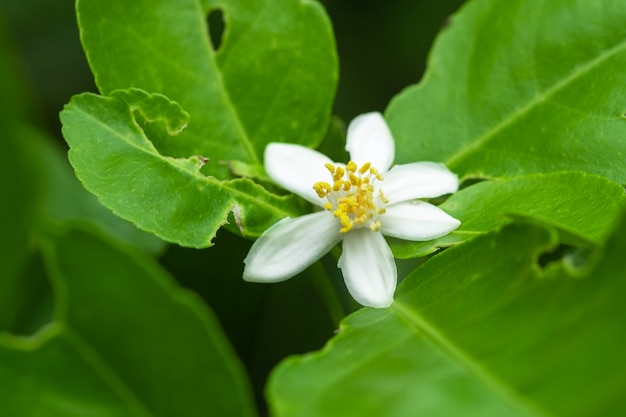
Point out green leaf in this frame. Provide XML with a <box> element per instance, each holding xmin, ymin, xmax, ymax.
<box><xmin>386</xmin><ymin>0</ymin><xmax>626</xmax><ymax>182</ymax></box>
<box><xmin>269</xmin><ymin>217</ymin><xmax>626</xmax><ymax>416</ymax></box>
<box><xmin>391</xmin><ymin>171</ymin><xmax>626</xmax><ymax>258</ymax></box>
<box><xmin>0</xmin><ymin>226</ymin><xmax>257</xmax><ymax>417</ymax></box>
<box><xmin>76</xmin><ymin>0</ymin><xmax>337</xmax><ymax>179</ymax></box>
<box><xmin>60</xmin><ymin>89</ymin><xmax>303</xmax><ymax>247</ymax></box>
<box><xmin>23</xmin><ymin>126</ymin><xmax>164</xmax><ymax>254</ymax></box>
<box><xmin>0</xmin><ymin>327</ymin><xmax>148</xmax><ymax>417</ymax></box>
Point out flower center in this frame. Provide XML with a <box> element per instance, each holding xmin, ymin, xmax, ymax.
<box><xmin>313</xmin><ymin>161</ymin><xmax>388</xmax><ymax>233</ymax></box>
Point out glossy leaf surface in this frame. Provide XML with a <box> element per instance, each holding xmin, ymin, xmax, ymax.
<box><xmin>76</xmin><ymin>0</ymin><xmax>337</xmax><ymax>179</ymax></box>
<box><xmin>386</xmin><ymin>0</ymin><xmax>626</xmax><ymax>183</ymax></box>
<box><xmin>269</xmin><ymin>217</ymin><xmax>626</xmax><ymax>416</ymax></box>
<box><xmin>61</xmin><ymin>89</ymin><xmax>303</xmax><ymax>247</ymax></box>
<box><xmin>391</xmin><ymin>171</ymin><xmax>626</xmax><ymax>258</ymax></box>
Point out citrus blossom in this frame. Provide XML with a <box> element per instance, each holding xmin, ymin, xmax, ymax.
<box><xmin>243</xmin><ymin>112</ymin><xmax>460</xmax><ymax>308</ymax></box>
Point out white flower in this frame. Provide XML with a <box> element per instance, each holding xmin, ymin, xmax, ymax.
<box><xmin>243</xmin><ymin>112</ymin><xmax>460</xmax><ymax>308</ymax></box>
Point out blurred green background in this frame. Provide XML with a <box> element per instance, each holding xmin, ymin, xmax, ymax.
<box><xmin>0</xmin><ymin>0</ymin><xmax>465</xmax><ymax>409</ymax></box>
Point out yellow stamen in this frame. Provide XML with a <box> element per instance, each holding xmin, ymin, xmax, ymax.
<box><xmin>313</xmin><ymin>181</ymin><xmax>331</xmax><ymax>198</ymax></box>
<box><xmin>378</xmin><ymin>189</ymin><xmax>389</xmax><ymax>204</ymax></box>
<box><xmin>333</xmin><ymin>167</ymin><xmax>345</xmax><ymax>182</ymax></box>
<box><xmin>355</xmin><ymin>214</ymin><xmax>368</xmax><ymax>224</ymax></box>
<box><xmin>314</xmin><ymin>161</ymin><xmax>388</xmax><ymax>234</ymax></box>
<box><xmin>358</xmin><ymin>162</ymin><xmax>371</xmax><ymax>174</ymax></box>
<box><xmin>370</xmin><ymin>221</ymin><xmax>382</xmax><ymax>232</ymax></box>
<box><xmin>340</xmin><ymin>223</ymin><xmax>353</xmax><ymax>233</ymax></box>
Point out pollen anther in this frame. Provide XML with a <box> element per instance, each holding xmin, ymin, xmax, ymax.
<box><xmin>314</xmin><ymin>160</ymin><xmax>387</xmax><ymax>234</ymax></box>
<box><xmin>313</xmin><ymin>181</ymin><xmax>332</xmax><ymax>198</ymax></box>
<box><xmin>333</xmin><ymin>167</ymin><xmax>345</xmax><ymax>182</ymax></box>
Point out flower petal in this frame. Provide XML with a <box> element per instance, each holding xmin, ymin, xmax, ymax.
<box><xmin>345</xmin><ymin>112</ymin><xmax>395</xmax><ymax>173</ymax></box>
<box><xmin>380</xmin><ymin>200</ymin><xmax>461</xmax><ymax>241</ymax></box>
<box><xmin>338</xmin><ymin>230</ymin><xmax>396</xmax><ymax>308</ymax></box>
<box><xmin>382</xmin><ymin>162</ymin><xmax>459</xmax><ymax>204</ymax></box>
<box><xmin>264</xmin><ymin>143</ymin><xmax>334</xmax><ymax>206</ymax></box>
<box><xmin>243</xmin><ymin>212</ymin><xmax>342</xmax><ymax>283</ymax></box>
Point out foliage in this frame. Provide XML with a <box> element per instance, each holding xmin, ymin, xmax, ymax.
<box><xmin>1</xmin><ymin>0</ymin><xmax>625</xmax><ymax>415</ymax></box>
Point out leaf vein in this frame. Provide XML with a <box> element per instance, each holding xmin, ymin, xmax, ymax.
<box><xmin>391</xmin><ymin>302</ymin><xmax>554</xmax><ymax>417</ymax></box>
<box><xmin>71</xmin><ymin>102</ymin><xmax>297</xmax><ymax>221</ymax></box>
<box><xmin>446</xmin><ymin>38</ymin><xmax>626</xmax><ymax>168</ymax></box>
<box><xmin>63</xmin><ymin>328</ymin><xmax>156</xmax><ymax>417</ymax></box>
<box><xmin>192</xmin><ymin>0</ymin><xmax>261</xmax><ymax>164</ymax></box>
<box><xmin>97</xmin><ymin>14</ymin><xmax>260</xmax><ymax>164</ymax></box>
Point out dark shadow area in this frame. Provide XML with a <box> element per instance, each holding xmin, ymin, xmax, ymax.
<box><xmin>207</xmin><ymin>8</ymin><xmax>226</xmax><ymax>52</ymax></box>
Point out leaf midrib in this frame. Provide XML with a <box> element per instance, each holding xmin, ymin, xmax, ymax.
<box><xmin>92</xmin><ymin>6</ymin><xmax>260</xmax><ymax>165</ymax></box>
<box><xmin>391</xmin><ymin>302</ymin><xmax>553</xmax><ymax>417</ymax></box>
<box><xmin>445</xmin><ymin>37</ymin><xmax>626</xmax><ymax>168</ymax></box>
<box><xmin>192</xmin><ymin>0</ymin><xmax>261</xmax><ymax>165</ymax></box>
<box><xmin>70</xmin><ymin>100</ymin><xmax>298</xmax><ymax>221</ymax></box>
<box><xmin>63</xmin><ymin>327</ymin><xmax>155</xmax><ymax>417</ymax></box>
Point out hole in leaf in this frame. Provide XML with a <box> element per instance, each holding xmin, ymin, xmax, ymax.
<box><xmin>538</xmin><ymin>244</ymin><xmax>572</xmax><ymax>269</ymax></box>
<box><xmin>537</xmin><ymin>244</ymin><xmax>592</xmax><ymax>274</ymax></box>
<box><xmin>207</xmin><ymin>8</ymin><xmax>226</xmax><ymax>52</ymax></box>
